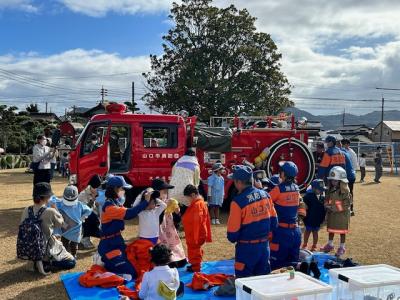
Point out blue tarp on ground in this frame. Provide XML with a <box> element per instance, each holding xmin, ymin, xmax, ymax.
<box><xmin>61</xmin><ymin>254</ymin><xmax>338</xmax><ymax>300</ymax></box>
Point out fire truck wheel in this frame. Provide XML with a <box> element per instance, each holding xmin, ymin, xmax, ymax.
<box><xmin>265</xmin><ymin>138</ymin><xmax>315</xmax><ymax>192</ymax></box>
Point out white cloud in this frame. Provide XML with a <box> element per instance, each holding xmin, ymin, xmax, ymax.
<box><xmin>0</xmin><ymin>0</ymin><xmax>37</xmax><ymax>12</ymax></box>
<box><xmin>0</xmin><ymin>49</ymin><xmax>151</xmax><ymax>114</ymax></box>
<box><xmin>59</xmin><ymin>0</ymin><xmax>172</xmax><ymax>17</ymax></box>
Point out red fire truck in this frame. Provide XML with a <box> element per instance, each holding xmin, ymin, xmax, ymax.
<box><xmin>68</xmin><ymin>103</ymin><xmax>314</xmax><ymax>205</ymax></box>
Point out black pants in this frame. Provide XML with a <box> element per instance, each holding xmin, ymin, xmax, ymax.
<box><xmin>61</xmin><ymin>236</ymin><xmax>78</xmax><ymax>257</ymax></box>
<box><xmin>83</xmin><ymin>212</ymin><xmax>100</xmax><ymax>238</ymax></box>
<box><xmin>33</xmin><ymin>169</ymin><xmax>51</xmax><ymax>185</ymax></box>
<box><xmin>360</xmin><ymin>167</ymin><xmax>366</xmax><ymax>181</ymax></box>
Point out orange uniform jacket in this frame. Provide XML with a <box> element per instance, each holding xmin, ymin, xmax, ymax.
<box><xmin>182</xmin><ymin>196</ymin><xmax>212</xmax><ymax>245</ymax></box>
<box><xmin>125</xmin><ymin>239</ymin><xmax>154</xmax><ymax>291</ymax></box>
<box><xmin>187</xmin><ymin>272</ymin><xmax>233</xmax><ymax>290</ymax></box>
<box><xmin>79</xmin><ymin>265</ymin><xmax>125</xmax><ymax>288</ymax></box>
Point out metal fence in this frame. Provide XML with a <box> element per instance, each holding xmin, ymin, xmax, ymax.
<box><xmin>309</xmin><ymin>141</ymin><xmax>400</xmax><ymax>175</ymax></box>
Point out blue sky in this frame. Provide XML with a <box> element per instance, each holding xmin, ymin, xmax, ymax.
<box><xmin>1</xmin><ymin>0</ymin><xmax>400</xmax><ymax>116</ymax></box>
<box><xmin>0</xmin><ymin>7</ymin><xmax>167</xmax><ymax>57</ymax></box>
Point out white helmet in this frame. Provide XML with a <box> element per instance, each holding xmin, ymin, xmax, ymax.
<box><xmin>327</xmin><ymin>166</ymin><xmax>348</xmax><ymax>183</ymax></box>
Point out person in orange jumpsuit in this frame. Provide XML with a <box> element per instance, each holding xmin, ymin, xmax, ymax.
<box><xmin>182</xmin><ymin>184</ymin><xmax>212</xmax><ymax>272</ymax></box>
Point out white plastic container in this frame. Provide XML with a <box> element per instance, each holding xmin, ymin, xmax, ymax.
<box><xmin>235</xmin><ymin>272</ymin><xmax>333</xmax><ymax>300</ymax></box>
<box><xmin>329</xmin><ymin>264</ymin><xmax>400</xmax><ymax>300</ymax></box>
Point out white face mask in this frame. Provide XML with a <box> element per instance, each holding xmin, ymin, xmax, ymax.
<box><xmin>117</xmin><ymin>190</ymin><xmax>126</xmax><ymax>206</ymax></box>
<box><xmin>40</xmin><ymin>139</ymin><xmax>47</xmax><ymax>146</ymax></box>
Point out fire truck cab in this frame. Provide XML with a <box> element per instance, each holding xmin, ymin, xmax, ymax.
<box><xmin>69</xmin><ymin>103</ymin><xmax>192</xmax><ymax>192</ymax></box>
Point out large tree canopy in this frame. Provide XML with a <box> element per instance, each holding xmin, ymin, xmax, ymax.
<box><xmin>143</xmin><ymin>0</ymin><xmax>292</xmax><ymax>121</ymax></box>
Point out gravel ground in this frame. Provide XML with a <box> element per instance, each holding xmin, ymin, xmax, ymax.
<box><xmin>0</xmin><ymin>168</ymin><xmax>399</xmax><ymax>299</ymax></box>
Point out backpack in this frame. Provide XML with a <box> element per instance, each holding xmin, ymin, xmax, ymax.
<box><xmin>17</xmin><ymin>206</ymin><xmax>47</xmax><ymax>261</ymax></box>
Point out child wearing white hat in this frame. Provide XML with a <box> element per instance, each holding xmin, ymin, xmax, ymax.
<box><xmin>320</xmin><ymin>166</ymin><xmax>352</xmax><ymax>257</ymax></box>
<box><xmin>207</xmin><ymin>163</ymin><xmax>225</xmax><ymax>225</ymax></box>
<box><xmin>56</xmin><ymin>185</ymin><xmax>92</xmax><ymax>257</ymax></box>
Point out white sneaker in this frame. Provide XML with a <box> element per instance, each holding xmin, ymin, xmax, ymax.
<box><xmin>211</xmin><ymin>219</ymin><xmax>216</xmax><ymax>225</ymax></box>
<box><xmin>215</xmin><ymin>219</ymin><xmax>221</xmax><ymax>225</ymax></box>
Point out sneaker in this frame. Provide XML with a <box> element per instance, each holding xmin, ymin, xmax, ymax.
<box><xmin>309</xmin><ymin>261</ymin><xmax>321</xmax><ymax>279</ymax></box>
<box><xmin>342</xmin><ymin>258</ymin><xmax>359</xmax><ymax>267</ymax></box>
<box><xmin>215</xmin><ymin>219</ymin><xmax>221</xmax><ymax>225</ymax></box>
<box><xmin>211</xmin><ymin>219</ymin><xmax>216</xmax><ymax>225</ymax></box>
<box><xmin>80</xmin><ymin>237</ymin><xmax>95</xmax><ymax>249</ymax></box>
<box><xmin>301</xmin><ymin>243</ymin><xmax>308</xmax><ymax>250</ymax></box>
<box><xmin>324</xmin><ymin>260</ymin><xmax>342</xmax><ymax>270</ymax></box>
<box><xmin>336</xmin><ymin>246</ymin><xmax>346</xmax><ymax>257</ymax></box>
<box><xmin>320</xmin><ymin>243</ymin><xmax>334</xmax><ymax>253</ymax></box>
<box><xmin>310</xmin><ymin>244</ymin><xmax>318</xmax><ymax>252</ymax></box>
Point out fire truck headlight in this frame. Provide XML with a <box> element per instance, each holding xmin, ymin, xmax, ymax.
<box><xmin>69</xmin><ymin>174</ymin><xmax>77</xmax><ymax>185</ymax></box>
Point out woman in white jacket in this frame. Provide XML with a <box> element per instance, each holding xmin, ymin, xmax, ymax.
<box><xmin>168</xmin><ymin>149</ymin><xmax>201</xmax><ymax>207</ymax></box>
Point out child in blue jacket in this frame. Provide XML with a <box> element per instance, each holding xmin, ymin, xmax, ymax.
<box><xmin>56</xmin><ymin>185</ymin><xmax>92</xmax><ymax>257</ymax></box>
<box><xmin>207</xmin><ymin>163</ymin><xmax>225</xmax><ymax>225</ymax></box>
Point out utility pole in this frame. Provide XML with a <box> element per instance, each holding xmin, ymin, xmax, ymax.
<box><xmin>72</xmin><ymin>105</ymin><xmax>77</xmax><ymax>122</ymax></box>
<box><xmin>130</xmin><ymin>81</ymin><xmax>139</xmax><ymax>112</ymax></box>
<box><xmin>342</xmin><ymin>108</ymin><xmax>345</xmax><ymax>126</ymax></box>
<box><xmin>100</xmin><ymin>86</ymin><xmax>108</xmax><ymax>104</ymax></box>
<box><xmin>45</xmin><ymin>102</ymin><xmax>48</xmax><ymax>113</ymax></box>
<box><xmin>376</xmin><ymin>87</ymin><xmax>400</xmax><ymax>142</ymax></box>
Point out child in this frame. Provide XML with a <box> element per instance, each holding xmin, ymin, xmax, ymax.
<box><xmin>133</xmin><ymin>188</ymin><xmax>167</xmax><ymax>245</ymax></box>
<box><xmin>182</xmin><ymin>184</ymin><xmax>212</xmax><ymax>272</ymax></box>
<box><xmin>78</xmin><ymin>175</ymin><xmax>103</xmax><ymax>249</ymax></box>
<box><xmin>359</xmin><ymin>153</ymin><xmax>367</xmax><ymax>182</ymax></box>
<box><xmin>269</xmin><ymin>161</ymin><xmax>303</xmax><ymax>270</ymax></box>
<box><xmin>60</xmin><ymin>152</ymin><xmax>69</xmax><ymax>178</ymax></box>
<box><xmin>207</xmin><ymin>163</ymin><xmax>225</xmax><ymax>225</ymax></box>
<box><xmin>302</xmin><ymin>179</ymin><xmax>327</xmax><ymax>251</ymax></box>
<box><xmin>320</xmin><ymin>166</ymin><xmax>352</xmax><ymax>257</ymax></box>
<box><xmin>19</xmin><ymin>182</ymin><xmax>76</xmax><ymax>274</ymax></box>
<box><xmin>57</xmin><ymin>185</ymin><xmax>92</xmax><ymax>257</ymax></box>
<box><xmin>152</xmin><ymin>178</ymin><xmax>187</xmax><ymax>268</ymax></box>
<box><xmin>139</xmin><ymin>244</ymin><xmax>183</xmax><ymax>300</ymax></box>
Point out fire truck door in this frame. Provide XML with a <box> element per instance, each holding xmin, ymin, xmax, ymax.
<box><xmin>78</xmin><ymin>121</ymin><xmax>111</xmax><ymax>188</ymax></box>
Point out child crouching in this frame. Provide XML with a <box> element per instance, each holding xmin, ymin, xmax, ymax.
<box><xmin>182</xmin><ymin>184</ymin><xmax>212</xmax><ymax>272</ymax></box>
<box><xmin>320</xmin><ymin>166</ymin><xmax>352</xmax><ymax>257</ymax></box>
<box><xmin>139</xmin><ymin>244</ymin><xmax>184</xmax><ymax>300</ymax></box>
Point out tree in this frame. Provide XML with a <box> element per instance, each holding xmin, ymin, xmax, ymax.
<box><xmin>143</xmin><ymin>0</ymin><xmax>292</xmax><ymax>121</ymax></box>
<box><xmin>26</xmin><ymin>103</ymin><xmax>39</xmax><ymax>113</ymax></box>
<box><xmin>124</xmin><ymin>101</ymin><xmax>140</xmax><ymax>113</ymax></box>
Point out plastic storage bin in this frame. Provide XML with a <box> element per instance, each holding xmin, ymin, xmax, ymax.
<box><xmin>329</xmin><ymin>264</ymin><xmax>400</xmax><ymax>300</ymax></box>
<box><xmin>235</xmin><ymin>272</ymin><xmax>333</xmax><ymax>300</ymax></box>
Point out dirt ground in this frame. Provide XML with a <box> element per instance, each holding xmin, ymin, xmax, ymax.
<box><xmin>0</xmin><ymin>169</ymin><xmax>399</xmax><ymax>299</ymax></box>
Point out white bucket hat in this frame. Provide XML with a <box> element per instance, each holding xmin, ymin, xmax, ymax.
<box><xmin>62</xmin><ymin>185</ymin><xmax>79</xmax><ymax>206</ymax></box>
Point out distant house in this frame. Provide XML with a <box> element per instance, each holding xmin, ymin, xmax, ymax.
<box><xmin>336</xmin><ymin>124</ymin><xmax>372</xmax><ymax>137</ymax></box>
<box><xmin>372</xmin><ymin>121</ymin><xmax>400</xmax><ymax>142</ymax></box>
<box><xmin>81</xmin><ymin>103</ymin><xmax>106</xmax><ymax>119</ymax></box>
<box><xmin>29</xmin><ymin>112</ymin><xmax>60</xmax><ymax>123</ymax></box>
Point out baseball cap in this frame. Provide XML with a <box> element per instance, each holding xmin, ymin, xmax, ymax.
<box><xmin>227</xmin><ymin>165</ymin><xmax>253</xmax><ymax>181</ymax></box>
<box><xmin>310</xmin><ymin>179</ymin><xmax>327</xmax><ymax>191</ymax></box>
<box><xmin>212</xmin><ymin>163</ymin><xmax>225</xmax><ymax>172</ymax></box>
<box><xmin>107</xmin><ymin>176</ymin><xmax>133</xmax><ymax>189</ymax></box>
<box><xmin>325</xmin><ymin>135</ymin><xmax>337</xmax><ymax>144</ymax></box>
<box><xmin>62</xmin><ymin>185</ymin><xmax>79</xmax><ymax>206</ymax></box>
<box><xmin>151</xmin><ymin>178</ymin><xmax>174</xmax><ymax>191</ymax></box>
<box><xmin>33</xmin><ymin>182</ymin><xmax>53</xmax><ymax>199</ymax></box>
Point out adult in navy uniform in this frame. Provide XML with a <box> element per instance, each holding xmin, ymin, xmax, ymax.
<box><xmin>227</xmin><ymin>165</ymin><xmax>278</xmax><ymax>278</ymax></box>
